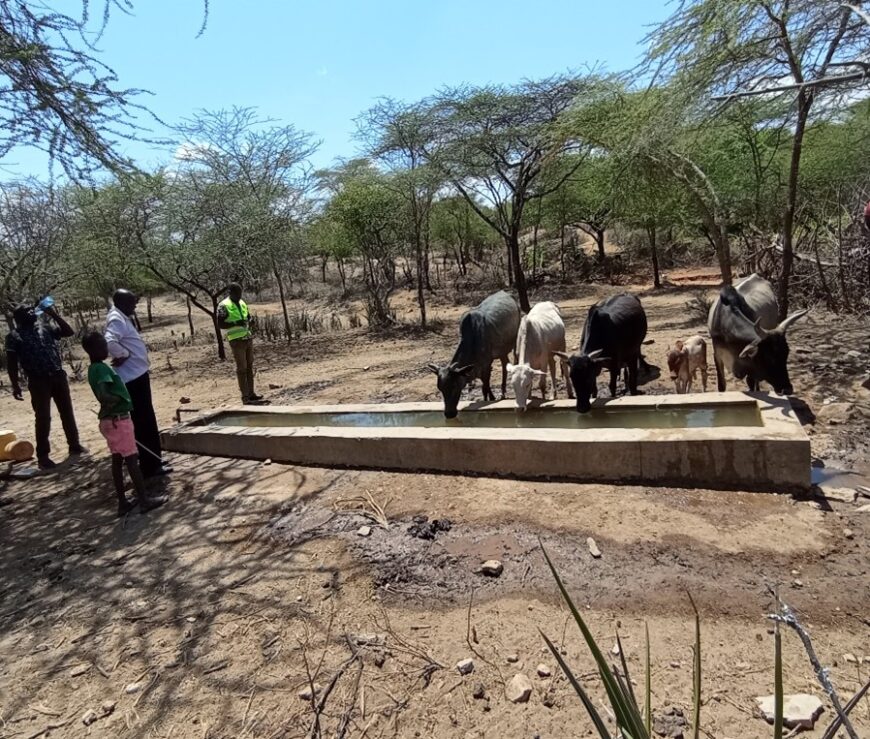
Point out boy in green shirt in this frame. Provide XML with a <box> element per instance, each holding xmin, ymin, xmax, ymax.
<box><xmin>82</xmin><ymin>332</ymin><xmax>166</xmax><ymax>516</ymax></box>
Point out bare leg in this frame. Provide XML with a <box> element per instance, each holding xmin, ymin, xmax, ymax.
<box><xmin>126</xmin><ymin>453</ymin><xmax>167</xmax><ymax>513</ymax></box>
<box><xmin>112</xmin><ymin>454</ymin><xmax>135</xmax><ymax>517</ymax></box>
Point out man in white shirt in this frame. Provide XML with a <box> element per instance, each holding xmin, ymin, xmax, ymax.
<box><xmin>104</xmin><ymin>289</ymin><xmax>171</xmax><ymax>478</ymax></box>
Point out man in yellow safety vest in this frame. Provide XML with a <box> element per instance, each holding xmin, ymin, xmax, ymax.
<box><xmin>217</xmin><ymin>283</ymin><xmax>264</xmax><ymax>404</ymax></box>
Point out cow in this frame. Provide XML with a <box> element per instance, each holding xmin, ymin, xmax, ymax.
<box><xmin>506</xmin><ymin>301</ymin><xmax>574</xmax><ymax>410</ymax></box>
<box><xmin>427</xmin><ymin>290</ymin><xmax>521</xmax><ymax>418</ymax></box>
<box><xmin>555</xmin><ymin>293</ymin><xmax>648</xmax><ymax>413</ymax></box>
<box><xmin>707</xmin><ymin>273</ymin><xmax>809</xmax><ymax>394</ymax></box>
<box><xmin>666</xmin><ymin>336</ymin><xmax>708</xmax><ymax>394</ymax></box>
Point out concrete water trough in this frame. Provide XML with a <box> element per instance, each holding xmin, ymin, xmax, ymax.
<box><xmin>160</xmin><ymin>391</ymin><xmax>811</xmax><ymax>491</ymax></box>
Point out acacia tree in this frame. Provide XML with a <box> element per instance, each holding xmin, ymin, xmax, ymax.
<box><xmin>0</xmin><ymin>1</ymin><xmax>206</xmax><ymax>179</ymax></box>
<box><xmin>421</xmin><ymin>75</ymin><xmax>608</xmax><ymax>312</ymax></box>
<box><xmin>0</xmin><ymin>181</ymin><xmax>83</xmax><ymax>313</ymax></box>
<box><xmin>358</xmin><ymin>99</ymin><xmax>441</xmax><ymax>327</ymax></box>
<box><xmin>646</xmin><ymin>0</ymin><xmax>870</xmax><ymax>317</ymax></box>
<box><xmin>319</xmin><ymin>164</ymin><xmax>403</xmax><ymax>327</ymax></box>
<box><xmin>152</xmin><ymin>108</ymin><xmax>319</xmax><ymax>355</ymax></box>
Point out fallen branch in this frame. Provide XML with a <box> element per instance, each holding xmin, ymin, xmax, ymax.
<box><xmin>767</xmin><ymin>589</ymin><xmax>859</xmax><ymax>739</ymax></box>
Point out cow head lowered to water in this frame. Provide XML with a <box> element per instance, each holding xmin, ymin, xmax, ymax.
<box><xmin>506</xmin><ymin>362</ymin><xmax>547</xmax><ymax>411</ymax></box>
<box><xmin>734</xmin><ymin>312</ymin><xmax>808</xmax><ymax>394</ymax></box>
<box><xmin>554</xmin><ymin>349</ymin><xmax>609</xmax><ymax>413</ymax></box>
<box><xmin>427</xmin><ymin>362</ymin><xmax>475</xmax><ymax>418</ymax></box>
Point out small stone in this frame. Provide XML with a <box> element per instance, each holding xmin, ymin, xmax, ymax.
<box><xmin>586</xmin><ymin>537</ymin><xmax>602</xmax><ymax>559</ymax></box>
<box><xmin>100</xmin><ymin>701</ymin><xmax>116</xmax><ymax>716</ymax></box>
<box><xmin>506</xmin><ymin>674</ymin><xmax>533</xmax><ymax>703</ymax></box>
<box><xmin>643</xmin><ymin>338</ymin><xmax>655</xmax><ymax>345</ymax></box>
<box><xmin>756</xmin><ymin>693</ymin><xmax>824</xmax><ymax>729</ymax></box>
<box><xmin>477</xmin><ymin>560</ymin><xmax>503</xmax><ymax>577</ymax></box>
<box><xmin>669</xmin><ymin>661</ymin><xmax>681</xmax><ymax>668</ymax></box>
<box><xmin>357</xmin><ymin>525</ymin><xmax>372</xmax><ymax>537</ymax></box>
<box><xmin>611</xmin><ymin>642</ymin><xmax>620</xmax><ymax>656</ymax></box>
<box><xmin>70</xmin><ymin>664</ymin><xmax>90</xmax><ymax>677</ymax></box>
<box><xmin>263</xmin><ymin>458</ymin><xmax>272</xmax><ymax>466</ymax></box>
<box><xmin>844</xmin><ymin>653</ymin><xmax>858</xmax><ymax>664</ymax></box>
<box><xmin>844</xmin><ymin>528</ymin><xmax>855</xmax><ymax>539</ymax></box>
<box><xmin>542</xmin><ymin>692</ymin><xmax>556</xmax><ymax>708</ymax></box>
<box><xmin>857</xmin><ymin>504</ymin><xmax>870</xmax><ymax>512</ymax></box>
<box><xmin>297</xmin><ymin>683</ymin><xmax>322</xmax><ymax>701</ymax></box>
<box><xmin>179</xmin><ymin>396</ymin><xmax>191</xmax><ymax>404</ymax></box>
<box><xmin>82</xmin><ymin>709</ymin><xmax>99</xmax><ymax>726</ymax></box>
<box><xmin>536</xmin><ymin>664</ymin><xmax>552</xmax><ymax>678</ymax></box>
<box><xmin>125</xmin><ymin>682</ymin><xmax>141</xmax><ymax>694</ymax></box>
<box><xmin>735</xmin><ymin>662</ymin><xmax>751</xmax><ymax>670</ymax></box>
<box><xmin>506</xmin><ymin>654</ymin><xmax>519</xmax><ymax>663</ymax></box>
<box><xmin>845</xmin><ymin>349</ymin><xmax>861</xmax><ymax>358</ymax></box>
<box><xmin>653</xmin><ymin>705</ymin><xmax>687</xmax><ymax>737</ymax></box>
<box><xmin>472</xmin><ymin>683</ymin><xmax>486</xmax><ymax>700</ymax></box>
<box><xmin>793</xmin><ymin>579</ymin><xmax>803</xmax><ymax>588</ymax></box>
<box><xmin>268</xmin><ymin>383</ymin><xmax>281</xmax><ymax>389</ymax></box>
<box><xmin>456</xmin><ymin>658</ymin><xmax>475</xmax><ymax>675</ymax></box>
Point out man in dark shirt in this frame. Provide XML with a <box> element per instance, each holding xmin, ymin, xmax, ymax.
<box><xmin>6</xmin><ymin>303</ymin><xmax>86</xmax><ymax>469</ymax></box>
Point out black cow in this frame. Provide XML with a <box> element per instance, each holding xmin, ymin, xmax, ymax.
<box><xmin>427</xmin><ymin>290</ymin><xmax>520</xmax><ymax>418</ymax></box>
<box><xmin>707</xmin><ymin>273</ymin><xmax>808</xmax><ymax>394</ymax></box>
<box><xmin>556</xmin><ymin>293</ymin><xmax>648</xmax><ymax>413</ymax></box>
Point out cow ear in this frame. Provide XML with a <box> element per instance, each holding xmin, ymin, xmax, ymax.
<box><xmin>426</xmin><ymin>363</ymin><xmax>440</xmax><ymax>374</ymax></box>
<box><xmin>739</xmin><ymin>343</ymin><xmax>759</xmax><ymax>359</ymax></box>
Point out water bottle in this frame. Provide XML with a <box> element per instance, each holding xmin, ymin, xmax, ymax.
<box><xmin>34</xmin><ymin>295</ymin><xmax>55</xmax><ymax>316</ymax></box>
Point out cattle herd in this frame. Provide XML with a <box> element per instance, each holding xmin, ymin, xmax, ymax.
<box><xmin>428</xmin><ymin>273</ymin><xmax>810</xmax><ymax>418</ymax></box>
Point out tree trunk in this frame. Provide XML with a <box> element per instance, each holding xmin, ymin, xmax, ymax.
<box><xmin>778</xmin><ymin>94</ymin><xmax>812</xmax><ymax>320</ymax></box>
<box><xmin>648</xmin><ymin>223</ymin><xmax>661</xmax><ymax>289</ymax></box>
<box><xmin>595</xmin><ymin>228</ymin><xmax>605</xmax><ymax>260</ymax></box>
<box><xmin>508</xmin><ymin>231</ymin><xmax>531</xmax><ymax>312</ymax></box>
<box><xmin>836</xmin><ymin>201</ymin><xmax>849</xmax><ymax>310</ymax></box>
<box><xmin>337</xmin><ymin>258</ymin><xmax>347</xmax><ymax>294</ymax></box>
<box><xmin>186</xmin><ymin>297</ymin><xmax>195</xmax><ymax>339</ymax></box>
<box><xmin>321</xmin><ymin>255</ymin><xmax>328</xmax><ymax>283</ymax></box>
<box><xmin>146</xmin><ymin>295</ymin><xmax>153</xmax><ymax>323</ymax></box>
<box><xmin>211</xmin><ymin>295</ymin><xmax>226</xmax><ymax>360</ymax></box>
<box><xmin>506</xmin><ymin>241</ymin><xmax>514</xmax><ymax>285</ymax></box>
<box><xmin>273</xmin><ymin>259</ymin><xmax>292</xmax><ymax>344</ymax></box>
<box><xmin>559</xmin><ymin>226</ymin><xmax>566</xmax><ymax>279</ymax></box>
<box><xmin>415</xmin><ymin>236</ymin><xmax>427</xmax><ymax>328</ymax></box>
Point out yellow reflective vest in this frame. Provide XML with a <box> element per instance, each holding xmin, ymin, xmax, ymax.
<box><xmin>220</xmin><ymin>298</ymin><xmax>250</xmax><ymax>342</ymax></box>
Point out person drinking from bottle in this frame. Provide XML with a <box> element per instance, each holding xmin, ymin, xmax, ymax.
<box><xmin>217</xmin><ymin>283</ymin><xmax>264</xmax><ymax>405</ymax></box>
<box><xmin>81</xmin><ymin>331</ymin><xmax>167</xmax><ymax>516</ymax></box>
<box><xmin>5</xmin><ymin>300</ymin><xmax>87</xmax><ymax>469</ymax></box>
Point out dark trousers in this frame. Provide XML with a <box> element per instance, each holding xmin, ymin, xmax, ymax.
<box><xmin>28</xmin><ymin>372</ymin><xmax>80</xmax><ymax>460</ymax></box>
<box><xmin>230</xmin><ymin>338</ymin><xmax>255</xmax><ymax>401</ymax></box>
<box><xmin>125</xmin><ymin>372</ymin><xmax>163</xmax><ymax>475</ymax></box>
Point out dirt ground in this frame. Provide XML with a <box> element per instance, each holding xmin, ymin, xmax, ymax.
<box><xmin>1</xmin><ymin>265</ymin><xmax>869</xmax><ymax>739</ymax></box>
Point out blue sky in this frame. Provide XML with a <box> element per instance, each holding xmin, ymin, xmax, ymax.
<box><xmin>4</xmin><ymin>0</ymin><xmax>672</xmax><ymax>177</ymax></box>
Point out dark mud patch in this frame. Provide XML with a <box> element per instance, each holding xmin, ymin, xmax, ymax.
<box><xmin>265</xmin><ymin>501</ymin><xmax>868</xmax><ymax>624</ymax></box>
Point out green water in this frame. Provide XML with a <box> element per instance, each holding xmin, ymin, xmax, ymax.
<box><xmin>206</xmin><ymin>404</ymin><xmax>762</xmax><ymax>430</ymax></box>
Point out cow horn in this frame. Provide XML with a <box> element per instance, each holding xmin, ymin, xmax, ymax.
<box><xmin>776</xmin><ymin>308</ymin><xmax>809</xmax><ymax>333</ymax></box>
<box><xmin>552</xmin><ymin>350</ymin><xmax>570</xmax><ymax>360</ymax></box>
<box><xmin>586</xmin><ymin>349</ymin><xmax>604</xmax><ymax>359</ymax></box>
<box><xmin>753</xmin><ymin>317</ymin><xmax>770</xmax><ymax>339</ymax></box>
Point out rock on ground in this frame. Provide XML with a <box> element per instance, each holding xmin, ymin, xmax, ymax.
<box><xmin>456</xmin><ymin>658</ymin><xmax>475</xmax><ymax>675</ymax></box>
<box><xmin>477</xmin><ymin>559</ymin><xmax>503</xmax><ymax>577</ymax></box>
<box><xmin>587</xmin><ymin>537</ymin><xmax>602</xmax><ymax>558</ymax></box>
<box><xmin>507</xmin><ymin>673</ymin><xmax>533</xmax><ymax>703</ymax></box>
<box><xmin>756</xmin><ymin>693</ymin><xmax>824</xmax><ymax>729</ymax></box>
<box><xmin>536</xmin><ymin>664</ymin><xmax>552</xmax><ymax>678</ymax></box>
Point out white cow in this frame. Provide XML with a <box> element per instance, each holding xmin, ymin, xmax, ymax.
<box><xmin>507</xmin><ymin>301</ymin><xmax>574</xmax><ymax>410</ymax></box>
